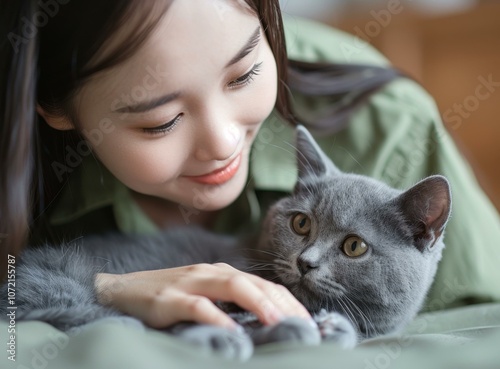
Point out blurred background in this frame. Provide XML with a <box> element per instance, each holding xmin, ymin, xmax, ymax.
<box><xmin>280</xmin><ymin>0</ymin><xmax>500</xmax><ymax>212</ymax></box>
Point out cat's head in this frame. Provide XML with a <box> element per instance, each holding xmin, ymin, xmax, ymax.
<box><xmin>256</xmin><ymin>125</ymin><xmax>452</xmax><ymax>338</ymax></box>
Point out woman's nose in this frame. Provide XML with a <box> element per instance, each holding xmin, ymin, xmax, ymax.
<box><xmin>194</xmin><ymin>121</ymin><xmax>241</xmax><ymax>162</ymax></box>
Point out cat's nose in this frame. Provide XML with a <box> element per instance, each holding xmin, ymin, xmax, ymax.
<box><xmin>297</xmin><ymin>255</ymin><xmax>319</xmax><ymax>276</ymax></box>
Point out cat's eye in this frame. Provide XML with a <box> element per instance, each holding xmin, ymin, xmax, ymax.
<box><xmin>342</xmin><ymin>236</ymin><xmax>368</xmax><ymax>257</ymax></box>
<box><xmin>291</xmin><ymin>213</ymin><xmax>311</xmax><ymax>235</ymax></box>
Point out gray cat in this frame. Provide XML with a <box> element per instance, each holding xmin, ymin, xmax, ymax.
<box><xmin>0</xmin><ymin>126</ymin><xmax>452</xmax><ymax>360</ymax></box>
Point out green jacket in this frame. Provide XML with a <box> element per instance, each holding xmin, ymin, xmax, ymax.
<box><xmin>37</xmin><ymin>17</ymin><xmax>500</xmax><ymax>310</ymax></box>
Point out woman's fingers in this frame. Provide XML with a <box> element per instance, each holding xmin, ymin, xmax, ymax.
<box><xmin>96</xmin><ymin>264</ymin><xmax>312</xmax><ymax>330</ymax></box>
<box><xmin>146</xmin><ymin>289</ymin><xmax>238</xmax><ymax>330</ymax></box>
<box><xmin>259</xmin><ymin>283</ymin><xmax>312</xmax><ymax>322</ymax></box>
<box><xmin>188</xmin><ymin>263</ymin><xmax>312</xmax><ymax>325</ymax></box>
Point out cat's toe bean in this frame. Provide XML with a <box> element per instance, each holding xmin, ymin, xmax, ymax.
<box><xmin>315</xmin><ymin>312</ymin><xmax>357</xmax><ymax>349</ymax></box>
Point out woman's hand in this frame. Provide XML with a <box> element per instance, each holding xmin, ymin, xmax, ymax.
<box><xmin>94</xmin><ymin>263</ymin><xmax>312</xmax><ymax>330</ymax></box>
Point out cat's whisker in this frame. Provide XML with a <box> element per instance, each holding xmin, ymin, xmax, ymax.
<box><xmin>249</xmin><ymin>142</ymin><xmax>301</xmax><ymax>182</ymax></box>
<box><xmin>340</xmin><ymin>295</ymin><xmax>372</xmax><ymax>339</ymax></box>
<box><xmin>269</xmin><ymin>142</ymin><xmax>299</xmax><ymax>159</ymax></box>
<box><xmin>279</xmin><ymin>141</ymin><xmax>319</xmax><ymax>195</ymax></box>
<box><xmin>244</xmin><ymin>267</ymin><xmax>277</xmax><ymax>274</ymax></box>
<box><xmin>343</xmin><ymin>297</ymin><xmax>369</xmax><ymax>337</ymax></box>
<box><xmin>243</xmin><ymin>263</ymin><xmax>275</xmax><ymax>271</ymax></box>
<box><xmin>315</xmin><ymin>283</ymin><xmax>340</xmax><ymax>299</ymax></box>
<box><xmin>271</xmin><ymin>266</ymin><xmax>292</xmax><ymax>276</ymax></box>
<box><xmin>241</xmin><ymin>258</ymin><xmax>276</xmax><ymax>266</ymax></box>
<box><xmin>244</xmin><ymin>248</ymin><xmax>288</xmax><ymax>261</ymax></box>
<box><xmin>344</xmin><ymin>294</ymin><xmax>377</xmax><ymax>338</ymax></box>
<box><xmin>261</xmin><ymin>274</ymin><xmax>284</xmax><ymax>284</ymax></box>
<box><xmin>286</xmin><ymin>141</ymin><xmax>326</xmax><ymax>185</ymax></box>
<box><xmin>336</xmin><ymin>297</ymin><xmax>356</xmax><ymax>330</ymax></box>
<box><xmin>272</xmin><ymin>259</ymin><xmax>292</xmax><ymax>268</ymax></box>
<box><xmin>318</xmin><ymin>278</ymin><xmax>346</xmax><ymax>294</ymax></box>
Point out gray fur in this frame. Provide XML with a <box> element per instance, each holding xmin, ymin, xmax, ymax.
<box><xmin>0</xmin><ymin>125</ymin><xmax>451</xmax><ymax>360</ymax></box>
<box><xmin>254</xmin><ymin>125</ymin><xmax>452</xmax><ymax>339</ymax></box>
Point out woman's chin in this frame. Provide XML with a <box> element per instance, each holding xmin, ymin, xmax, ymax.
<box><xmin>188</xmin><ymin>180</ymin><xmax>246</xmax><ymax>211</ymax></box>
<box><xmin>187</xmin><ymin>159</ymin><xmax>249</xmax><ymax>211</ymax></box>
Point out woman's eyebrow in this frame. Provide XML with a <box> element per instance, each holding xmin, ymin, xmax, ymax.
<box><xmin>225</xmin><ymin>26</ymin><xmax>261</xmax><ymax>68</ymax></box>
<box><xmin>114</xmin><ymin>26</ymin><xmax>261</xmax><ymax>115</ymax></box>
<box><xmin>113</xmin><ymin>91</ymin><xmax>181</xmax><ymax>114</ymax></box>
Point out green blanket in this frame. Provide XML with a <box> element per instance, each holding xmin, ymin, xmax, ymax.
<box><xmin>2</xmin><ymin>303</ymin><xmax>500</xmax><ymax>369</ymax></box>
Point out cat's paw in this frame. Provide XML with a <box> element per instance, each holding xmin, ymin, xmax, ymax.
<box><xmin>251</xmin><ymin>317</ymin><xmax>321</xmax><ymax>346</ymax></box>
<box><xmin>171</xmin><ymin>324</ymin><xmax>253</xmax><ymax>361</ymax></box>
<box><xmin>314</xmin><ymin>310</ymin><xmax>357</xmax><ymax>349</ymax></box>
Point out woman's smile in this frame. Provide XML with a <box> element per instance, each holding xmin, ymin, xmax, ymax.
<box><xmin>185</xmin><ymin>153</ymin><xmax>242</xmax><ymax>185</ymax></box>
<box><xmin>73</xmin><ymin>0</ymin><xmax>278</xmax><ymax>211</ymax></box>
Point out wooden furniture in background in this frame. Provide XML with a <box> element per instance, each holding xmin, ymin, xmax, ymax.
<box><xmin>328</xmin><ymin>1</ymin><xmax>500</xmax><ymax>211</ymax></box>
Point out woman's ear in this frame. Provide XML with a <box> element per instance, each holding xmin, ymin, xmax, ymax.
<box><xmin>36</xmin><ymin>104</ymin><xmax>74</xmax><ymax>131</ymax></box>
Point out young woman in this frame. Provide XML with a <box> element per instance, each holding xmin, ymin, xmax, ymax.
<box><xmin>1</xmin><ymin>0</ymin><xmax>499</xmax><ymax>331</ymax></box>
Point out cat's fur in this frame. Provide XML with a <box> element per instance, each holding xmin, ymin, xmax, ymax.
<box><xmin>1</xmin><ymin>126</ymin><xmax>452</xmax><ymax>360</ymax></box>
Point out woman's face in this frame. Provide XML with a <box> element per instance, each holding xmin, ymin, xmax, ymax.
<box><xmin>74</xmin><ymin>0</ymin><xmax>277</xmax><ymax>211</ymax></box>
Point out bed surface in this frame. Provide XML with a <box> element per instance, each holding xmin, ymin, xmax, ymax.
<box><xmin>2</xmin><ymin>302</ymin><xmax>500</xmax><ymax>369</ymax></box>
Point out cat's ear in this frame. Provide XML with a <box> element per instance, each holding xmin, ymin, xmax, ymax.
<box><xmin>295</xmin><ymin>125</ymin><xmax>341</xmax><ymax>181</ymax></box>
<box><xmin>395</xmin><ymin>175</ymin><xmax>452</xmax><ymax>251</ymax></box>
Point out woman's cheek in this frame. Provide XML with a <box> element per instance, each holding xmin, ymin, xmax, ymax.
<box><xmin>89</xmin><ymin>130</ymin><xmax>183</xmax><ymax>187</ymax></box>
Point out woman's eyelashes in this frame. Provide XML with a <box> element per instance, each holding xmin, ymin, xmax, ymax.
<box><xmin>141</xmin><ymin>62</ymin><xmax>263</xmax><ymax>136</ymax></box>
<box><xmin>142</xmin><ymin>113</ymin><xmax>182</xmax><ymax>136</ymax></box>
<box><xmin>228</xmin><ymin>62</ymin><xmax>263</xmax><ymax>89</ymax></box>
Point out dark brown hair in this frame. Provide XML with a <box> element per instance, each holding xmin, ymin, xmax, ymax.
<box><xmin>0</xmin><ymin>0</ymin><xmax>400</xmax><ymax>280</ymax></box>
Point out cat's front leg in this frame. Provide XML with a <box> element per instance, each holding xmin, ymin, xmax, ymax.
<box><xmin>314</xmin><ymin>309</ymin><xmax>357</xmax><ymax>348</ymax></box>
<box><xmin>167</xmin><ymin>323</ymin><xmax>253</xmax><ymax>361</ymax></box>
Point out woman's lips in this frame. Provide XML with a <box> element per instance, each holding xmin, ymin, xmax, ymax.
<box><xmin>186</xmin><ymin>154</ymin><xmax>242</xmax><ymax>185</ymax></box>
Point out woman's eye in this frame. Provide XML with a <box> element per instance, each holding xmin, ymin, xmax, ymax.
<box><xmin>291</xmin><ymin>213</ymin><xmax>311</xmax><ymax>236</ymax></box>
<box><xmin>142</xmin><ymin>114</ymin><xmax>182</xmax><ymax>136</ymax></box>
<box><xmin>342</xmin><ymin>236</ymin><xmax>368</xmax><ymax>257</ymax></box>
<box><xmin>228</xmin><ymin>62</ymin><xmax>262</xmax><ymax>88</ymax></box>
